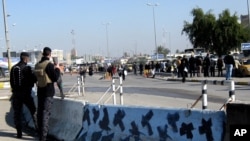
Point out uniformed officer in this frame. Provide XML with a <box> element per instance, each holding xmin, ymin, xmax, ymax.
<box><xmin>10</xmin><ymin>52</ymin><xmax>37</xmax><ymax>138</ymax></box>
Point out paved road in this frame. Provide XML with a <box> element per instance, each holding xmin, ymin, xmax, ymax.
<box><xmin>62</xmin><ymin>73</ymin><xmax>250</xmax><ymax>108</ymax></box>
<box><xmin>0</xmin><ymin>73</ymin><xmax>249</xmax><ymax>140</ymax></box>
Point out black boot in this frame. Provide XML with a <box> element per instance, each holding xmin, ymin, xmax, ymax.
<box><xmin>17</xmin><ymin>129</ymin><xmax>22</xmax><ymax>138</ymax></box>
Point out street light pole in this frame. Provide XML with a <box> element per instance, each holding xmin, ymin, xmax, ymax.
<box><xmin>147</xmin><ymin>3</ymin><xmax>159</xmax><ymax>60</ymax></box>
<box><xmin>103</xmin><ymin>22</ymin><xmax>110</xmax><ymax>62</ymax></box>
<box><xmin>163</xmin><ymin>29</ymin><xmax>171</xmax><ymax>56</ymax></box>
<box><xmin>247</xmin><ymin>0</ymin><xmax>250</xmax><ymax>40</ymax></box>
<box><xmin>2</xmin><ymin>0</ymin><xmax>11</xmax><ymax>71</ymax></box>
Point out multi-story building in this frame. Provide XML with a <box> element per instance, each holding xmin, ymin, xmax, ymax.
<box><xmin>2</xmin><ymin>49</ymin><xmax>64</xmax><ymax>64</ymax></box>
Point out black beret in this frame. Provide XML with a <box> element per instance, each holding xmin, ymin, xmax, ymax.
<box><xmin>43</xmin><ymin>47</ymin><xmax>51</xmax><ymax>53</ymax></box>
<box><xmin>20</xmin><ymin>52</ymin><xmax>29</xmax><ymax>57</ymax></box>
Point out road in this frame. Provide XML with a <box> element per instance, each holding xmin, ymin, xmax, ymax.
<box><xmin>59</xmin><ymin>73</ymin><xmax>250</xmax><ymax>110</ymax></box>
<box><xmin>1</xmin><ymin>72</ymin><xmax>249</xmax><ymax>140</ymax></box>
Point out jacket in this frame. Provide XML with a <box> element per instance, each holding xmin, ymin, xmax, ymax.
<box><xmin>10</xmin><ymin>61</ymin><xmax>36</xmax><ymax>94</ymax></box>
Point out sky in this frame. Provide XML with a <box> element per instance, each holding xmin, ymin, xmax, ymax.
<box><xmin>0</xmin><ymin>0</ymin><xmax>248</xmax><ymax>58</ymax></box>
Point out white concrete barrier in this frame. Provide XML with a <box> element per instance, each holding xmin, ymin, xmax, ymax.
<box><xmin>76</xmin><ymin>104</ymin><xmax>226</xmax><ymax>141</ymax></box>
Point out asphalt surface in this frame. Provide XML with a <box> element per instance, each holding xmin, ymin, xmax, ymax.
<box><xmin>0</xmin><ymin>73</ymin><xmax>249</xmax><ymax>140</ymax></box>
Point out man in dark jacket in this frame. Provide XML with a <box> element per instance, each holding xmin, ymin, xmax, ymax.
<box><xmin>188</xmin><ymin>53</ymin><xmax>196</xmax><ymax>77</ymax></box>
<box><xmin>181</xmin><ymin>55</ymin><xmax>188</xmax><ymax>82</ymax></box>
<box><xmin>10</xmin><ymin>52</ymin><xmax>37</xmax><ymax>138</ymax></box>
<box><xmin>203</xmin><ymin>53</ymin><xmax>211</xmax><ymax>77</ymax></box>
<box><xmin>34</xmin><ymin>47</ymin><xmax>60</xmax><ymax>141</ymax></box>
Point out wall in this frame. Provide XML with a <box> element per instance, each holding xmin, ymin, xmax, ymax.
<box><xmin>24</xmin><ymin>99</ymin><xmax>226</xmax><ymax>141</ymax></box>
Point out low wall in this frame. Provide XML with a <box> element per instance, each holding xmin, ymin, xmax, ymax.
<box><xmin>24</xmin><ymin>97</ymin><xmax>84</xmax><ymax>141</ymax></box>
<box><xmin>76</xmin><ymin>104</ymin><xmax>226</xmax><ymax>141</ymax></box>
<box><xmin>24</xmin><ymin>98</ymin><xmax>226</xmax><ymax>140</ymax></box>
<box><xmin>48</xmin><ymin>99</ymin><xmax>84</xmax><ymax>141</ymax></box>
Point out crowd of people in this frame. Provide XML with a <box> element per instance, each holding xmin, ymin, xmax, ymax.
<box><xmin>126</xmin><ymin>52</ymin><xmax>239</xmax><ymax>82</ymax></box>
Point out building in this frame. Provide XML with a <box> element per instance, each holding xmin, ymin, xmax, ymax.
<box><xmin>51</xmin><ymin>49</ymin><xmax>64</xmax><ymax>61</ymax></box>
<box><xmin>2</xmin><ymin>49</ymin><xmax>64</xmax><ymax>64</ymax></box>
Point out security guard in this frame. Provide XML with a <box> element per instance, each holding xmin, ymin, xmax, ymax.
<box><xmin>10</xmin><ymin>52</ymin><xmax>37</xmax><ymax>138</ymax></box>
<box><xmin>34</xmin><ymin>47</ymin><xmax>60</xmax><ymax>141</ymax></box>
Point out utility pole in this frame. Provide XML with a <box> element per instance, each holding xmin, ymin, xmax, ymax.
<box><xmin>2</xmin><ymin>0</ymin><xmax>12</xmax><ymax>71</ymax></box>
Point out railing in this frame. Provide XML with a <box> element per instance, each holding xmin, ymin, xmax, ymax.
<box><xmin>67</xmin><ymin>75</ymin><xmax>85</xmax><ymax>96</ymax></box>
<box><xmin>191</xmin><ymin>80</ymin><xmax>235</xmax><ymax>110</ymax></box>
<box><xmin>96</xmin><ymin>76</ymin><xmax>123</xmax><ymax>105</ymax></box>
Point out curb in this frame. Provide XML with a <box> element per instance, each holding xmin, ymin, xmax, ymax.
<box><xmin>0</xmin><ymin>96</ymin><xmax>10</xmax><ymax>100</ymax></box>
<box><xmin>0</xmin><ymin>82</ymin><xmax>10</xmax><ymax>89</ymax></box>
<box><xmin>157</xmin><ymin>77</ymin><xmax>250</xmax><ymax>86</ymax></box>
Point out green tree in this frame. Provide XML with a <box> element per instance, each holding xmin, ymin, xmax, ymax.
<box><xmin>212</xmin><ymin>9</ymin><xmax>247</xmax><ymax>56</ymax></box>
<box><xmin>156</xmin><ymin>45</ymin><xmax>170</xmax><ymax>57</ymax></box>
<box><xmin>182</xmin><ymin>8</ymin><xmax>249</xmax><ymax>56</ymax></box>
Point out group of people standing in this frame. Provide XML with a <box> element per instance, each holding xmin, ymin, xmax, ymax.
<box><xmin>10</xmin><ymin>47</ymin><xmax>63</xmax><ymax>140</ymax></box>
<box><xmin>107</xmin><ymin>64</ymin><xmax>127</xmax><ymax>80</ymax></box>
<box><xmin>175</xmin><ymin>52</ymin><xmax>237</xmax><ymax>82</ymax></box>
<box><xmin>130</xmin><ymin>52</ymin><xmax>238</xmax><ymax>82</ymax></box>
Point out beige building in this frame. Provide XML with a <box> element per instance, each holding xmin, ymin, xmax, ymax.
<box><xmin>51</xmin><ymin>49</ymin><xmax>64</xmax><ymax>61</ymax></box>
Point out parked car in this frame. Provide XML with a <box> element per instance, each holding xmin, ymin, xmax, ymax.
<box><xmin>125</xmin><ymin>63</ymin><xmax>133</xmax><ymax>72</ymax></box>
<box><xmin>237</xmin><ymin>58</ymin><xmax>250</xmax><ymax>77</ymax></box>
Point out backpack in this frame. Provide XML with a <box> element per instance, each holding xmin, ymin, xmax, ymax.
<box><xmin>34</xmin><ymin>60</ymin><xmax>52</xmax><ymax>87</ymax></box>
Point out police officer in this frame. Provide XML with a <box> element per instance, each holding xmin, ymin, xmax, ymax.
<box><xmin>10</xmin><ymin>52</ymin><xmax>37</xmax><ymax>138</ymax></box>
<box><xmin>35</xmin><ymin>47</ymin><xmax>60</xmax><ymax>141</ymax></box>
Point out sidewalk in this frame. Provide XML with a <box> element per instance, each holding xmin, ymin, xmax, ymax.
<box><xmin>0</xmin><ymin>96</ymin><xmax>38</xmax><ymax>140</ymax></box>
<box><xmin>154</xmin><ymin>73</ymin><xmax>250</xmax><ymax>85</ymax></box>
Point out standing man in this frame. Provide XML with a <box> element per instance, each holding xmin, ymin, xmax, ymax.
<box><xmin>34</xmin><ymin>47</ymin><xmax>60</xmax><ymax>141</ymax></box>
<box><xmin>132</xmin><ymin>62</ymin><xmax>137</xmax><ymax>75</ymax></box>
<box><xmin>217</xmin><ymin>55</ymin><xmax>224</xmax><ymax>77</ymax></box>
<box><xmin>54</xmin><ymin>62</ymin><xmax>65</xmax><ymax>99</ymax></box>
<box><xmin>223</xmin><ymin>52</ymin><xmax>235</xmax><ymax>80</ymax></box>
<box><xmin>188</xmin><ymin>53</ymin><xmax>196</xmax><ymax>77</ymax></box>
<box><xmin>203</xmin><ymin>53</ymin><xmax>211</xmax><ymax>77</ymax></box>
<box><xmin>180</xmin><ymin>55</ymin><xmax>188</xmax><ymax>83</ymax></box>
<box><xmin>10</xmin><ymin>52</ymin><xmax>37</xmax><ymax>138</ymax></box>
<box><xmin>139</xmin><ymin>62</ymin><xmax>143</xmax><ymax>75</ymax></box>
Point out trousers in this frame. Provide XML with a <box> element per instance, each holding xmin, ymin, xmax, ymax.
<box><xmin>37</xmin><ymin>96</ymin><xmax>53</xmax><ymax>141</ymax></box>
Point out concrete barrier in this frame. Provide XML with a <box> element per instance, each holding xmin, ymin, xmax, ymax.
<box><xmin>48</xmin><ymin>98</ymin><xmax>84</xmax><ymax>141</ymax></box>
<box><xmin>76</xmin><ymin>104</ymin><xmax>226</xmax><ymax>141</ymax></box>
<box><xmin>24</xmin><ymin>96</ymin><xmax>84</xmax><ymax>141</ymax></box>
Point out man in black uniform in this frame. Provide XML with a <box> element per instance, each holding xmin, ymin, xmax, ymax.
<box><xmin>10</xmin><ymin>52</ymin><xmax>37</xmax><ymax>138</ymax></box>
<box><xmin>34</xmin><ymin>47</ymin><xmax>60</xmax><ymax>141</ymax></box>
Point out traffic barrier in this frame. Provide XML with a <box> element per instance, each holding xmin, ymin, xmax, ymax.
<box><xmin>67</xmin><ymin>75</ymin><xmax>85</xmax><ymax>96</ymax></box>
<box><xmin>191</xmin><ymin>80</ymin><xmax>235</xmax><ymax>110</ymax></box>
<box><xmin>96</xmin><ymin>76</ymin><xmax>123</xmax><ymax>105</ymax></box>
<box><xmin>48</xmin><ymin>98</ymin><xmax>84</xmax><ymax>141</ymax></box>
<box><xmin>76</xmin><ymin>103</ymin><xmax>226</xmax><ymax>141</ymax></box>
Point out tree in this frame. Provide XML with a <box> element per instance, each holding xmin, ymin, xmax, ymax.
<box><xmin>212</xmin><ymin>9</ymin><xmax>247</xmax><ymax>56</ymax></box>
<box><xmin>182</xmin><ymin>8</ymin><xmax>250</xmax><ymax>56</ymax></box>
<box><xmin>156</xmin><ymin>45</ymin><xmax>170</xmax><ymax>57</ymax></box>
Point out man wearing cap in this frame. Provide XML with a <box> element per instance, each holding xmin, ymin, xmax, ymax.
<box><xmin>34</xmin><ymin>47</ymin><xmax>60</xmax><ymax>141</ymax></box>
<box><xmin>10</xmin><ymin>52</ymin><xmax>37</xmax><ymax>138</ymax></box>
